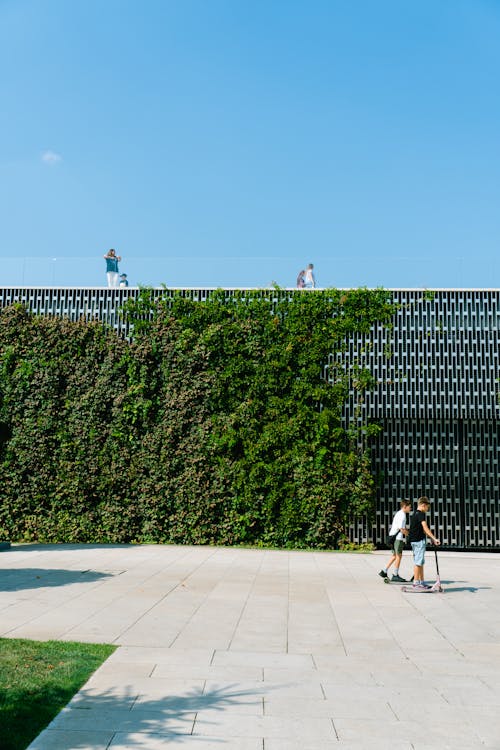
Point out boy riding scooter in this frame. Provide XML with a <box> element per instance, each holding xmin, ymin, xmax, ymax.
<box><xmin>408</xmin><ymin>496</ymin><xmax>440</xmax><ymax>589</ymax></box>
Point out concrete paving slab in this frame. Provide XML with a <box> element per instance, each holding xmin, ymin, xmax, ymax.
<box><xmin>47</xmin><ymin>706</ymin><xmax>196</xmax><ymax>734</ymax></box>
<box><xmin>263</xmin><ymin>695</ymin><xmax>394</xmax><ymax>720</ymax></box>
<box><xmin>27</xmin><ymin>730</ymin><xmax>114</xmax><ymax>750</ymax></box>
<box><xmin>334</xmin><ymin>717</ymin><xmax>484</xmax><ymax>745</ymax></box>
<box><xmin>109</xmin><ymin>735</ymin><xmax>262</xmax><ymax>749</ymax></box>
<box><xmin>150</xmin><ymin>663</ymin><xmax>264</xmax><ymax>681</ymax></box>
<box><xmin>212</xmin><ymin>649</ymin><xmax>314</xmax><ymax>668</ymax></box>
<box><xmin>106</xmin><ymin>646</ymin><xmax>215</xmax><ymax>664</ymax></box>
<box><xmin>0</xmin><ymin>544</ymin><xmax>498</xmax><ymax>750</ymax></box>
<box><xmin>193</xmin><ymin>713</ymin><xmax>337</xmax><ymax>740</ymax></box>
<box><xmin>264</xmin><ymin>743</ymin><xmax>409</xmax><ymax>750</ymax></box>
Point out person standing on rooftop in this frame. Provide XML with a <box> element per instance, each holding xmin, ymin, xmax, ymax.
<box><xmin>304</xmin><ymin>263</ymin><xmax>316</xmax><ymax>289</ymax></box>
<box><xmin>104</xmin><ymin>249</ymin><xmax>121</xmax><ymax>288</ymax></box>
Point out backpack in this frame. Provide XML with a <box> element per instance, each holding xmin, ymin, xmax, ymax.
<box><xmin>386</xmin><ymin>532</ymin><xmax>398</xmax><ymax>547</ymax></box>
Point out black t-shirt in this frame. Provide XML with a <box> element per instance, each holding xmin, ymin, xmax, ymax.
<box><xmin>409</xmin><ymin>509</ymin><xmax>426</xmax><ymax>543</ymax></box>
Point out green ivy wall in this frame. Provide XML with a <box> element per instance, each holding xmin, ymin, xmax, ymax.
<box><xmin>0</xmin><ymin>289</ymin><xmax>393</xmax><ymax>548</ymax></box>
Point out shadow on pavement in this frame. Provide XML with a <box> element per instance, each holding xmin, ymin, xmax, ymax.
<box><xmin>442</xmin><ymin>585</ymin><xmax>491</xmax><ymax>593</ymax></box>
<box><xmin>38</xmin><ymin>682</ymin><xmax>266</xmax><ymax>747</ymax></box>
<box><xmin>5</xmin><ymin>543</ymin><xmax>136</xmax><ymax>551</ymax></box>
<box><xmin>0</xmin><ymin>569</ymin><xmax>113</xmax><ymax>591</ymax></box>
<box><xmin>434</xmin><ymin>580</ymin><xmax>491</xmax><ymax>593</ymax></box>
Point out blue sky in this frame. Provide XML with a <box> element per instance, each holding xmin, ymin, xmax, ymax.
<box><xmin>1</xmin><ymin>0</ymin><xmax>499</xmax><ymax>288</ymax></box>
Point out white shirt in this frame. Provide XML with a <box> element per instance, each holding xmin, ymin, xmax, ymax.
<box><xmin>389</xmin><ymin>509</ymin><xmax>407</xmax><ymax>541</ymax></box>
<box><xmin>304</xmin><ymin>267</ymin><xmax>315</xmax><ymax>288</ymax></box>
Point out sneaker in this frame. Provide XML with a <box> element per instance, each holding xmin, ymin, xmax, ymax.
<box><xmin>378</xmin><ymin>570</ymin><xmax>387</xmax><ymax>578</ymax></box>
<box><xmin>413</xmin><ymin>581</ymin><xmax>431</xmax><ymax>589</ymax></box>
<box><xmin>392</xmin><ymin>574</ymin><xmax>407</xmax><ymax>582</ymax></box>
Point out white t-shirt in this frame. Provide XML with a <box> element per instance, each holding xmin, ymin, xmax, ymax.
<box><xmin>389</xmin><ymin>509</ymin><xmax>407</xmax><ymax>541</ymax></box>
<box><xmin>304</xmin><ymin>267</ymin><xmax>315</xmax><ymax>287</ymax></box>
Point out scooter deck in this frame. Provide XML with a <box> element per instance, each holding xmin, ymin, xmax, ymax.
<box><xmin>401</xmin><ymin>581</ymin><xmax>444</xmax><ymax>593</ymax></box>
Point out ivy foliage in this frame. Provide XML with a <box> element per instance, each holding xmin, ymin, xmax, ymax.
<box><xmin>0</xmin><ymin>289</ymin><xmax>393</xmax><ymax>548</ymax></box>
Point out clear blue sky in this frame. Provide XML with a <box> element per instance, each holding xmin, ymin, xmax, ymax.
<box><xmin>1</xmin><ymin>0</ymin><xmax>499</xmax><ymax>288</ymax></box>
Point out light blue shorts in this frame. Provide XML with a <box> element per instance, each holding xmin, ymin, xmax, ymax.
<box><xmin>411</xmin><ymin>539</ymin><xmax>427</xmax><ymax>566</ymax></box>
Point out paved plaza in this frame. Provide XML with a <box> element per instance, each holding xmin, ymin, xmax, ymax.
<box><xmin>1</xmin><ymin>543</ymin><xmax>500</xmax><ymax>749</ymax></box>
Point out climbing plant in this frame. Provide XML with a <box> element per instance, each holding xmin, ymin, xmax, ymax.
<box><xmin>0</xmin><ymin>288</ymin><xmax>394</xmax><ymax>548</ymax></box>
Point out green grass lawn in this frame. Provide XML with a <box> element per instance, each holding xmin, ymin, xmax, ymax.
<box><xmin>0</xmin><ymin>638</ymin><xmax>115</xmax><ymax>750</ymax></box>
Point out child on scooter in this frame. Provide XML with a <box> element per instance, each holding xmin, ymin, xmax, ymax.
<box><xmin>408</xmin><ymin>496</ymin><xmax>440</xmax><ymax>588</ymax></box>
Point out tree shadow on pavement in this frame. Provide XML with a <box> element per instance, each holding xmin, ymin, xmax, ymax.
<box><xmin>0</xmin><ymin>568</ymin><xmax>113</xmax><ymax>591</ymax></box>
<box><xmin>5</xmin><ymin>544</ymin><xmax>136</xmax><ymax>551</ymax></box>
<box><xmin>36</xmin><ymin>682</ymin><xmax>267</xmax><ymax>747</ymax></box>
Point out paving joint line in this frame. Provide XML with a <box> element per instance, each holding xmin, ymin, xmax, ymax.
<box><xmin>313</xmin><ymin>552</ymin><xmax>347</xmax><ymax>657</ymax></box>
<box><xmin>226</xmin><ymin>549</ymin><xmax>266</xmax><ymax>652</ymax></box>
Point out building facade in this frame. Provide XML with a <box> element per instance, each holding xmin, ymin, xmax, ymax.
<box><xmin>1</xmin><ymin>286</ymin><xmax>499</xmax><ymax>549</ymax></box>
<box><xmin>348</xmin><ymin>289</ymin><xmax>500</xmax><ymax>549</ymax></box>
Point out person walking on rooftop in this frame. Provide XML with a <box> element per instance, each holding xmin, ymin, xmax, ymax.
<box><xmin>304</xmin><ymin>263</ymin><xmax>315</xmax><ymax>289</ymax></box>
<box><xmin>104</xmin><ymin>249</ymin><xmax>121</xmax><ymax>288</ymax></box>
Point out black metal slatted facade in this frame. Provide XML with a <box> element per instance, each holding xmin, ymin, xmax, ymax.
<box><xmin>1</xmin><ymin>287</ymin><xmax>499</xmax><ymax>549</ymax></box>
<box><xmin>370</xmin><ymin>419</ymin><xmax>500</xmax><ymax>548</ymax></box>
<box><xmin>352</xmin><ymin>290</ymin><xmax>500</xmax><ymax>549</ymax></box>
